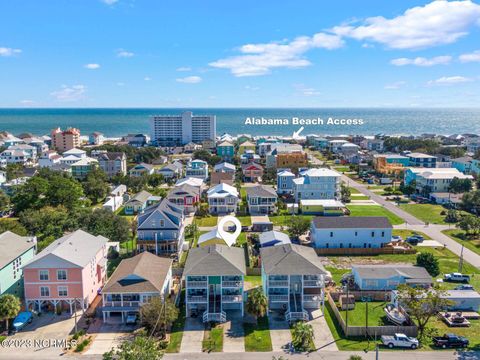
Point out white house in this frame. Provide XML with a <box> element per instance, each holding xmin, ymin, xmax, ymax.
<box><xmin>207</xmin><ymin>183</ymin><xmax>239</xmax><ymax>215</ymax></box>
<box><xmin>292</xmin><ymin>168</ymin><xmax>342</xmax><ymax>202</ymax></box>
<box><xmin>310</xmin><ymin>216</ymin><xmax>393</xmax><ymax>249</ymax></box>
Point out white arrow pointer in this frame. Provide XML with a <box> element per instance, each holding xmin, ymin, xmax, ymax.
<box><xmin>292</xmin><ymin>126</ymin><xmax>304</xmax><ymax>139</ymax></box>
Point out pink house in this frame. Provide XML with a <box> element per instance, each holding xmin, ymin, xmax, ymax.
<box><xmin>23</xmin><ymin>230</ymin><xmax>108</xmax><ymax>313</ymax></box>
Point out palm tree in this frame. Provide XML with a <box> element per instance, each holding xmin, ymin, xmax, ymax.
<box><xmin>245</xmin><ymin>287</ymin><xmax>267</xmax><ymax>321</ymax></box>
<box><xmin>0</xmin><ymin>294</ymin><xmax>21</xmax><ymax>330</ymax></box>
<box><xmin>291</xmin><ymin>321</ymin><xmax>314</xmax><ymax>351</ymax></box>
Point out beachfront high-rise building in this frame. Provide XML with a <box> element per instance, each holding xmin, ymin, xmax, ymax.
<box><xmin>150</xmin><ymin>111</ymin><xmax>216</xmax><ymax>146</ymax></box>
<box><xmin>51</xmin><ymin>127</ymin><xmax>81</xmax><ymax>152</ymax></box>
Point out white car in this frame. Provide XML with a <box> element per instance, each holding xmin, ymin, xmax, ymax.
<box><xmin>381</xmin><ymin>333</ymin><xmax>419</xmax><ymax>349</ymax></box>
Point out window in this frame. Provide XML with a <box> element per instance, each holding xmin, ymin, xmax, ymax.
<box><xmin>57</xmin><ymin>270</ymin><xmax>67</xmax><ymax>280</ymax></box>
<box><xmin>355</xmin><ymin>231</ymin><xmax>358</xmax><ymax>236</ymax></box>
<box><xmin>371</xmin><ymin>231</ymin><xmax>375</xmax><ymax>237</ymax></box>
<box><xmin>381</xmin><ymin>231</ymin><xmax>385</xmax><ymax>237</ymax></box>
<box><xmin>40</xmin><ymin>287</ymin><xmax>50</xmax><ymax>297</ymax></box>
<box><xmin>39</xmin><ymin>270</ymin><xmax>49</xmax><ymax>281</ymax></box>
<box><xmin>160</xmin><ymin>220</ymin><xmax>165</xmax><ymax>227</ymax></box>
<box><xmin>330</xmin><ymin>232</ymin><xmax>333</xmax><ymax>237</ymax></box>
<box><xmin>58</xmin><ymin>286</ymin><xmax>68</xmax><ymax>297</ymax></box>
<box><xmin>365</xmin><ymin>280</ymin><xmax>378</xmax><ymax>288</ymax></box>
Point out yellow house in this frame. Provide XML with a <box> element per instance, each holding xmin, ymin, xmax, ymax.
<box><xmin>238</xmin><ymin>140</ymin><xmax>256</xmax><ymax>155</ymax></box>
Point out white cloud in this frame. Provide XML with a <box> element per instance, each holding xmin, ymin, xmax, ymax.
<box><xmin>427</xmin><ymin>76</ymin><xmax>473</xmax><ymax>86</ymax></box>
<box><xmin>50</xmin><ymin>85</ymin><xmax>86</xmax><ymax>101</ymax></box>
<box><xmin>209</xmin><ymin>32</ymin><xmax>343</xmax><ymax>77</ymax></box>
<box><xmin>0</xmin><ymin>47</ymin><xmax>22</xmax><ymax>57</ymax></box>
<box><xmin>19</xmin><ymin>100</ymin><xmax>35</xmax><ymax>106</ymax></box>
<box><xmin>176</xmin><ymin>67</ymin><xmax>191</xmax><ymax>72</ymax></box>
<box><xmin>294</xmin><ymin>83</ymin><xmax>321</xmax><ymax>96</ymax></box>
<box><xmin>459</xmin><ymin>50</ymin><xmax>480</xmax><ymax>63</ymax></box>
<box><xmin>390</xmin><ymin>56</ymin><xmax>452</xmax><ymax>67</ymax></box>
<box><xmin>331</xmin><ymin>1</ymin><xmax>480</xmax><ymax>49</ymax></box>
<box><xmin>117</xmin><ymin>49</ymin><xmax>134</xmax><ymax>58</ymax></box>
<box><xmin>176</xmin><ymin>76</ymin><xmax>202</xmax><ymax>84</ymax></box>
<box><xmin>84</xmin><ymin>63</ymin><xmax>100</xmax><ymax>69</ymax></box>
<box><xmin>144</xmin><ymin>76</ymin><xmax>152</xmax><ymax>81</ymax></box>
<box><xmin>384</xmin><ymin>81</ymin><xmax>406</xmax><ymax>90</ymax></box>
<box><xmin>116</xmin><ymin>82</ymin><xmax>125</xmax><ymax>86</ymax></box>
<box><xmin>101</xmin><ymin>0</ymin><xmax>118</xmax><ymax>4</ymax></box>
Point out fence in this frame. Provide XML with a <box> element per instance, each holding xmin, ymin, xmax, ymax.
<box><xmin>330</xmin><ymin>291</ymin><xmax>391</xmax><ymax>302</ymax></box>
<box><xmin>246</xmin><ymin>267</ymin><xmax>262</xmax><ymax>276</ymax></box>
<box><xmin>326</xmin><ymin>292</ymin><xmax>417</xmax><ymax>337</ymax></box>
<box><xmin>315</xmin><ymin>246</ymin><xmax>416</xmax><ymax>256</ymax></box>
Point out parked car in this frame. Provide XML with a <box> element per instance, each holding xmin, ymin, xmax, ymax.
<box><xmin>455</xmin><ymin>284</ymin><xmax>474</xmax><ymax>290</ymax></box>
<box><xmin>444</xmin><ymin>273</ymin><xmax>470</xmax><ymax>283</ymax></box>
<box><xmin>433</xmin><ymin>334</ymin><xmax>469</xmax><ymax>348</ymax></box>
<box><xmin>406</xmin><ymin>235</ymin><xmax>424</xmax><ymax>244</ymax></box>
<box><xmin>381</xmin><ymin>333</ymin><xmax>419</xmax><ymax>349</ymax></box>
<box><xmin>12</xmin><ymin>311</ymin><xmax>33</xmax><ymax>332</ymax></box>
<box><xmin>125</xmin><ymin>313</ymin><xmax>137</xmax><ymax>325</ymax></box>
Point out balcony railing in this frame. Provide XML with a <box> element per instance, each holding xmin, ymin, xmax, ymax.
<box><xmin>303</xmin><ymin>280</ymin><xmax>323</xmax><ymax>287</ymax></box>
<box><xmin>286</xmin><ymin>310</ymin><xmax>309</xmax><ymax>322</ymax></box>
<box><xmin>303</xmin><ymin>295</ymin><xmax>322</xmax><ymax>302</ymax></box>
<box><xmin>203</xmin><ymin>311</ymin><xmax>226</xmax><ymax>323</ymax></box>
<box><xmin>222</xmin><ymin>281</ymin><xmax>242</xmax><ymax>287</ymax></box>
<box><xmin>103</xmin><ymin>301</ymin><xmax>140</xmax><ymax>308</ymax></box>
<box><xmin>222</xmin><ymin>295</ymin><xmax>242</xmax><ymax>303</ymax></box>
<box><xmin>187</xmin><ymin>295</ymin><xmax>207</xmax><ymax>303</ymax></box>
<box><xmin>187</xmin><ymin>281</ymin><xmax>207</xmax><ymax>288</ymax></box>
<box><xmin>269</xmin><ymin>295</ymin><xmax>289</xmax><ymax>302</ymax></box>
<box><xmin>269</xmin><ymin>280</ymin><xmax>289</xmax><ymax>287</ymax></box>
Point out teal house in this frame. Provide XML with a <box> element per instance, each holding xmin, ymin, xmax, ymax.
<box><xmin>216</xmin><ymin>141</ymin><xmax>235</xmax><ymax>160</ymax></box>
<box><xmin>0</xmin><ymin>231</ymin><xmax>36</xmax><ymax>298</ymax></box>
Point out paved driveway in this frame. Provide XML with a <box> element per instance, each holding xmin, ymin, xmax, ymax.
<box><xmin>0</xmin><ymin>312</ymin><xmax>78</xmax><ymax>359</ymax></box>
<box><xmin>307</xmin><ymin>309</ymin><xmax>337</xmax><ymax>351</ymax></box>
<box><xmin>223</xmin><ymin>311</ymin><xmax>244</xmax><ymax>352</ymax></box>
<box><xmin>84</xmin><ymin>321</ymin><xmax>134</xmax><ymax>355</ymax></box>
<box><xmin>180</xmin><ymin>317</ymin><xmax>204</xmax><ymax>353</ymax></box>
<box><xmin>268</xmin><ymin>313</ymin><xmax>291</xmax><ymax>352</ymax></box>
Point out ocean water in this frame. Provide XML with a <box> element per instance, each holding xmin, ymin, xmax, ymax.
<box><xmin>0</xmin><ymin>108</ymin><xmax>479</xmax><ymax>137</ymax></box>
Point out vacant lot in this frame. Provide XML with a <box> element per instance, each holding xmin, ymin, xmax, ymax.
<box><xmin>346</xmin><ymin>205</ymin><xmax>404</xmax><ymax>225</ymax></box>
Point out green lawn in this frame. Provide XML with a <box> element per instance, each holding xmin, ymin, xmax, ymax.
<box><xmin>392</xmin><ymin>229</ymin><xmax>431</xmax><ymax>240</ymax></box>
<box><xmin>338</xmin><ymin>301</ymin><xmax>389</xmax><ymax>326</ymax></box>
<box><xmin>325</xmin><ymin>266</ymin><xmax>350</xmax><ymax>283</ymax></box>
<box><xmin>333</xmin><ymin>166</ymin><xmax>350</xmax><ymax>173</ymax></box>
<box><xmin>237</xmin><ymin>216</ymin><xmax>252</xmax><ymax>226</ymax></box>
<box><xmin>398</xmin><ymin>204</ymin><xmax>448</xmax><ymax>224</ymax></box>
<box><xmin>166</xmin><ymin>291</ymin><xmax>186</xmax><ymax>353</ymax></box>
<box><xmin>442</xmin><ymin>229</ymin><xmax>480</xmax><ymax>256</ymax></box>
<box><xmin>346</xmin><ymin>205</ymin><xmax>404</xmax><ymax>225</ymax></box>
<box><xmin>350</xmin><ymin>195</ymin><xmax>370</xmax><ymax>200</ymax></box>
<box><xmin>244</xmin><ymin>275</ymin><xmax>262</xmax><ymax>288</ymax></box>
<box><xmin>244</xmin><ymin>316</ymin><xmax>273</xmax><ymax>352</ymax></box>
<box><xmin>270</xmin><ymin>215</ymin><xmax>314</xmax><ymax>226</ymax></box>
<box><xmin>202</xmin><ymin>325</ymin><xmax>223</xmax><ymax>352</ymax></box>
<box><xmin>194</xmin><ymin>216</ymin><xmax>218</xmax><ymax>227</ymax></box>
<box><xmin>237</xmin><ymin>232</ymin><xmax>247</xmax><ymax>246</ymax></box>
<box><xmin>348</xmin><ymin>187</ymin><xmax>361</xmax><ymax>194</ymax></box>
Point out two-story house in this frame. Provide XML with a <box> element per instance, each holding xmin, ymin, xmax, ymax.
<box><xmin>156</xmin><ymin>162</ymin><xmax>183</xmax><ymax>179</ymax></box>
<box><xmin>137</xmin><ymin>199</ymin><xmax>185</xmax><ymax>255</ymax></box>
<box><xmin>129</xmin><ymin>163</ymin><xmax>155</xmax><ymax>177</ymax></box>
<box><xmin>185</xmin><ymin>159</ymin><xmax>209</xmax><ymax>180</ymax></box>
<box><xmin>213</xmin><ymin>162</ymin><xmax>236</xmax><ymax>174</ymax></box>
<box><xmin>167</xmin><ymin>183</ymin><xmax>200</xmax><ymax>214</ymax></box>
<box><xmin>207</xmin><ymin>183</ymin><xmax>239</xmax><ymax>215</ymax></box>
<box><xmin>241</xmin><ymin>162</ymin><xmax>264</xmax><ymax>182</ymax></box>
<box><xmin>407</xmin><ymin>152</ymin><xmax>437</xmax><ymax>168</ymax></box>
<box><xmin>292</xmin><ymin>168</ymin><xmax>341</xmax><ymax>202</ymax></box>
<box><xmin>184</xmin><ymin>245</ymin><xmax>246</xmax><ymax>322</ymax></box>
<box><xmin>0</xmin><ymin>231</ymin><xmax>36</xmax><ymax>297</ymax></box>
<box><xmin>124</xmin><ymin>190</ymin><xmax>160</xmax><ymax>215</ymax></box>
<box><xmin>310</xmin><ymin>216</ymin><xmax>393</xmax><ymax>249</ymax></box>
<box><xmin>277</xmin><ymin>169</ymin><xmax>295</xmax><ymax>195</ymax></box>
<box><xmin>70</xmin><ymin>157</ymin><xmax>98</xmax><ymax>179</ymax></box>
<box><xmin>101</xmin><ymin>252</ymin><xmax>172</xmax><ymax>323</ymax></box>
<box><xmin>96</xmin><ymin>152</ymin><xmax>127</xmax><ymax>177</ymax></box>
<box><xmin>23</xmin><ymin>230</ymin><xmax>108</xmax><ymax>313</ymax></box>
<box><xmin>261</xmin><ymin>244</ymin><xmax>328</xmax><ymax>322</ymax></box>
<box><xmin>246</xmin><ymin>185</ymin><xmax>278</xmax><ymax>214</ymax></box>
<box><xmin>216</xmin><ymin>141</ymin><xmax>235</xmax><ymax>160</ymax></box>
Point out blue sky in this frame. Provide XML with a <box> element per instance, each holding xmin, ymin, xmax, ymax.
<box><xmin>0</xmin><ymin>0</ymin><xmax>479</xmax><ymax>107</ymax></box>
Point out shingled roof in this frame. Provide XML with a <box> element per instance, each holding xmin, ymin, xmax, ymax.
<box><xmin>260</xmin><ymin>244</ymin><xmax>328</xmax><ymax>275</ymax></box>
<box><xmin>184</xmin><ymin>245</ymin><xmax>246</xmax><ymax>276</ymax></box>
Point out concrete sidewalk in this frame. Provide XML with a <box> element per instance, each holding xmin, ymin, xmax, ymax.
<box><xmin>308</xmin><ymin>309</ymin><xmax>338</xmax><ymax>351</ymax></box>
<box><xmin>223</xmin><ymin>315</ymin><xmax>245</xmax><ymax>352</ymax></box>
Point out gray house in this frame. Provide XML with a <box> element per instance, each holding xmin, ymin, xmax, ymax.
<box><xmin>246</xmin><ymin>185</ymin><xmax>278</xmax><ymax>215</ymax></box>
<box><xmin>184</xmin><ymin>245</ymin><xmax>246</xmax><ymax>322</ymax></box>
<box><xmin>261</xmin><ymin>244</ymin><xmax>328</xmax><ymax>321</ymax></box>
<box><xmin>352</xmin><ymin>265</ymin><xmax>433</xmax><ymax>291</ymax></box>
<box><xmin>137</xmin><ymin>199</ymin><xmax>185</xmax><ymax>255</ymax></box>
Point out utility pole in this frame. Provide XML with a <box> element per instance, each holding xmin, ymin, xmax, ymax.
<box><xmin>459</xmin><ymin>245</ymin><xmax>464</xmax><ymax>273</ymax></box>
<box><xmin>74</xmin><ymin>299</ymin><xmax>78</xmax><ymax>333</ymax></box>
<box><xmin>345</xmin><ymin>285</ymin><xmax>349</xmax><ymax>338</ymax></box>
